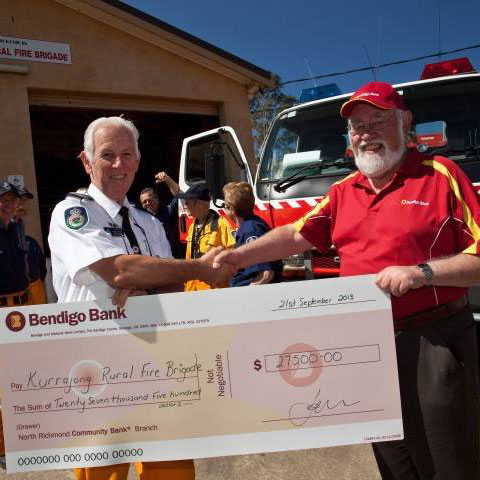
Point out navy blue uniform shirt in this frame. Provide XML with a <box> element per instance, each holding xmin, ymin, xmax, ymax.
<box><xmin>26</xmin><ymin>235</ymin><xmax>47</xmax><ymax>282</ymax></box>
<box><xmin>231</xmin><ymin>214</ymin><xmax>283</xmax><ymax>287</ymax></box>
<box><xmin>157</xmin><ymin>197</ymin><xmax>185</xmax><ymax>258</ymax></box>
<box><xmin>0</xmin><ymin>221</ymin><xmax>29</xmax><ymax>294</ymax></box>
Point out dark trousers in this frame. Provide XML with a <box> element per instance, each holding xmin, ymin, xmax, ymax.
<box><xmin>373</xmin><ymin>306</ymin><xmax>480</xmax><ymax>480</ymax></box>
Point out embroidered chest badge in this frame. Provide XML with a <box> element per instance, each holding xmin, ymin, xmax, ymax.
<box><xmin>64</xmin><ymin>207</ymin><xmax>89</xmax><ymax>230</ymax></box>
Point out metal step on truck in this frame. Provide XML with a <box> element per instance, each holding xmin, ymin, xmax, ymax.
<box><xmin>177</xmin><ymin>56</ymin><xmax>480</xmax><ymax>316</ymax></box>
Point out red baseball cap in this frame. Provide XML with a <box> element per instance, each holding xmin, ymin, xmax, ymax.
<box><xmin>340</xmin><ymin>82</ymin><xmax>407</xmax><ymax>118</ymax></box>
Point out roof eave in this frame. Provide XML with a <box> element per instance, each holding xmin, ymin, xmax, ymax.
<box><xmin>55</xmin><ymin>0</ymin><xmax>275</xmax><ymax>88</ymax></box>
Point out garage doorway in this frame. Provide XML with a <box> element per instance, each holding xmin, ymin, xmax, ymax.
<box><xmin>29</xmin><ymin>106</ymin><xmax>219</xmax><ymax>252</ymax></box>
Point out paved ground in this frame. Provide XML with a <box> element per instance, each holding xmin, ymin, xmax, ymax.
<box><xmin>0</xmin><ymin>445</ymin><xmax>381</xmax><ymax>479</ymax></box>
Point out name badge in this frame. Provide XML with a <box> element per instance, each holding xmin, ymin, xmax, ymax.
<box><xmin>103</xmin><ymin>226</ymin><xmax>124</xmax><ymax>237</ymax></box>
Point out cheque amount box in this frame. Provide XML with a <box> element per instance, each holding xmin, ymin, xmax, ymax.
<box><xmin>264</xmin><ymin>344</ymin><xmax>381</xmax><ymax>372</ymax></box>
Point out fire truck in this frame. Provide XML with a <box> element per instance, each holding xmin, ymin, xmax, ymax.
<box><xmin>177</xmin><ymin>57</ymin><xmax>480</xmax><ymax>304</ymax></box>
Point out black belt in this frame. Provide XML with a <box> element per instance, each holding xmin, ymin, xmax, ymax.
<box><xmin>394</xmin><ymin>295</ymin><xmax>468</xmax><ymax>333</ymax></box>
<box><xmin>0</xmin><ymin>291</ymin><xmax>29</xmax><ymax>307</ymax></box>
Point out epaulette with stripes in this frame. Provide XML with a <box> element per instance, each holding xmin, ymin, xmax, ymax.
<box><xmin>66</xmin><ymin>192</ymin><xmax>94</xmax><ymax>201</ymax></box>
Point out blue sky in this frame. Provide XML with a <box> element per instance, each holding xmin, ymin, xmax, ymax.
<box><xmin>123</xmin><ymin>0</ymin><xmax>480</xmax><ymax>98</ymax></box>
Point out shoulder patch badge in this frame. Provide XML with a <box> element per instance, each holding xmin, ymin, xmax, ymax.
<box><xmin>64</xmin><ymin>207</ymin><xmax>89</xmax><ymax>230</ymax></box>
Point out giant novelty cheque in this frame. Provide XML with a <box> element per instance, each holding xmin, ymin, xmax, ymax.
<box><xmin>0</xmin><ymin>275</ymin><xmax>402</xmax><ymax>473</ymax></box>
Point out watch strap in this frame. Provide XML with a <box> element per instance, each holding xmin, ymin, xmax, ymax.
<box><xmin>417</xmin><ymin>263</ymin><xmax>434</xmax><ymax>286</ymax></box>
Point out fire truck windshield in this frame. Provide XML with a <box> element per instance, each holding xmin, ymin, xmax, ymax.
<box><xmin>257</xmin><ymin>76</ymin><xmax>480</xmax><ymax>198</ymax></box>
<box><xmin>258</xmin><ymin>100</ymin><xmax>350</xmax><ymax>184</ymax></box>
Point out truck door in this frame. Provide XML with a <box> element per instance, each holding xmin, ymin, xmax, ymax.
<box><xmin>178</xmin><ymin>127</ymin><xmax>252</xmax><ymax>236</ymax></box>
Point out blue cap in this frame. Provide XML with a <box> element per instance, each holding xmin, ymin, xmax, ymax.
<box><xmin>0</xmin><ymin>181</ymin><xmax>20</xmax><ymax>197</ymax></box>
<box><xmin>177</xmin><ymin>182</ymin><xmax>210</xmax><ymax>201</ymax></box>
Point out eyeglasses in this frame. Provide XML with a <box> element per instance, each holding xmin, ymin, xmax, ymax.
<box><xmin>347</xmin><ymin>112</ymin><xmax>395</xmax><ymax>135</ymax></box>
<box><xmin>221</xmin><ymin>201</ymin><xmax>234</xmax><ymax>210</ymax></box>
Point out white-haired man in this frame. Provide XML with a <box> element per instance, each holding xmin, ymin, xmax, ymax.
<box><xmin>212</xmin><ymin>82</ymin><xmax>480</xmax><ymax>479</ymax></box>
<box><xmin>49</xmin><ymin>116</ymin><xmax>224</xmax><ymax>480</ymax></box>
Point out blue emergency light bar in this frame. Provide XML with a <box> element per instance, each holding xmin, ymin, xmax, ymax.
<box><xmin>299</xmin><ymin>83</ymin><xmax>341</xmax><ymax>103</ymax></box>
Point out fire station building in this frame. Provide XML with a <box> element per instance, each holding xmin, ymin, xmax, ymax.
<box><xmin>0</xmin><ymin>0</ymin><xmax>273</xmax><ymax>245</ymax></box>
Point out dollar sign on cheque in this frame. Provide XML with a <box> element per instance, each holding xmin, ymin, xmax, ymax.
<box><xmin>253</xmin><ymin>359</ymin><xmax>262</xmax><ymax>371</ymax></box>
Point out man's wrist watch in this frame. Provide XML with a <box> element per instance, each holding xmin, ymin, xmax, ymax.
<box><xmin>417</xmin><ymin>263</ymin><xmax>434</xmax><ymax>286</ymax></box>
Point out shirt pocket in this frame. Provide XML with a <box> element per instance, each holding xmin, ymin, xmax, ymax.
<box><xmin>201</xmin><ymin>232</ymin><xmax>218</xmax><ymax>251</ymax></box>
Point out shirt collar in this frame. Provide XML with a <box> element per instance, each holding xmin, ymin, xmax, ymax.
<box><xmin>87</xmin><ymin>184</ymin><xmax>131</xmax><ymax>219</ymax></box>
<box><xmin>351</xmin><ymin>170</ymin><xmax>369</xmax><ymax>188</ymax></box>
<box><xmin>395</xmin><ymin>148</ymin><xmax>424</xmax><ymax>175</ymax></box>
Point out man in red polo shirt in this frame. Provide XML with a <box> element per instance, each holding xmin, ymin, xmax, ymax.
<box><xmin>212</xmin><ymin>82</ymin><xmax>480</xmax><ymax>479</ymax></box>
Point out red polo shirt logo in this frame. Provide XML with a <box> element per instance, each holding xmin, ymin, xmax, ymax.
<box><xmin>401</xmin><ymin>199</ymin><xmax>430</xmax><ymax>206</ymax></box>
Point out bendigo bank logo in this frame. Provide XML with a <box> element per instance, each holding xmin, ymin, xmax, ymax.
<box><xmin>5</xmin><ymin>307</ymin><xmax>128</xmax><ymax>332</ymax></box>
<box><xmin>6</xmin><ymin>311</ymin><xmax>26</xmax><ymax>332</ymax></box>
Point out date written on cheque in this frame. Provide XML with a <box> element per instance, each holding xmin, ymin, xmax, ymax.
<box><xmin>274</xmin><ymin>294</ymin><xmax>355</xmax><ymax>311</ymax></box>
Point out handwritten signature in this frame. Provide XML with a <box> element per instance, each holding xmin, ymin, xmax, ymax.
<box><xmin>288</xmin><ymin>388</ymin><xmax>360</xmax><ymax>426</ymax></box>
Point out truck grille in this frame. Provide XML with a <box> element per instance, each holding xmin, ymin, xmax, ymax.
<box><xmin>312</xmin><ymin>255</ymin><xmax>340</xmax><ymax>269</ymax></box>
<box><xmin>311</xmin><ymin>248</ymin><xmax>341</xmax><ymax>275</ymax></box>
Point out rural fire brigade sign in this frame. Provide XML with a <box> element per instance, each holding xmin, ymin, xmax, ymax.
<box><xmin>0</xmin><ymin>36</ymin><xmax>71</xmax><ymax>64</ymax></box>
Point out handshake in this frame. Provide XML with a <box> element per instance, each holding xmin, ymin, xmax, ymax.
<box><xmin>200</xmin><ymin>247</ymin><xmax>239</xmax><ymax>283</ymax></box>
<box><xmin>111</xmin><ymin>247</ymin><xmax>242</xmax><ymax>304</ymax></box>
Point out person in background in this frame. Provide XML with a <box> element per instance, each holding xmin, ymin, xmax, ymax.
<box><xmin>139</xmin><ymin>187</ymin><xmax>160</xmax><ymax>213</ymax></box>
<box><xmin>14</xmin><ymin>185</ymin><xmax>47</xmax><ymax>304</ymax></box>
<box><xmin>178</xmin><ymin>182</ymin><xmax>235</xmax><ymax>291</ymax></box>
<box><xmin>222</xmin><ymin>182</ymin><xmax>282</xmax><ymax>286</ymax></box>
<box><xmin>140</xmin><ymin>171</ymin><xmax>184</xmax><ymax>258</ymax></box>
<box><xmin>0</xmin><ymin>180</ymin><xmax>28</xmax><ymax>468</ymax></box>
<box><xmin>0</xmin><ymin>181</ymin><xmax>29</xmax><ymax>307</ymax></box>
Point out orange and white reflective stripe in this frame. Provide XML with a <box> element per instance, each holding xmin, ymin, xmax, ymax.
<box><xmin>254</xmin><ymin>197</ymin><xmax>324</xmax><ymax>212</ymax></box>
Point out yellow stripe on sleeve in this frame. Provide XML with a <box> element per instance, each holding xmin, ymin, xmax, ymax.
<box><xmin>293</xmin><ymin>195</ymin><xmax>330</xmax><ymax>232</ymax></box>
<box><xmin>292</xmin><ymin>172</ymin><xmax>358</xmax><ymax>233</ymax></box>
<box><xmin>332</xmin><ymin>171</ymin><xmax>359</xmax><ymax>187</ymax></box>
<box><xmin>423</xmin><ymin>159</ymin><xmax>480</xmax><ymax>254</ymax></box>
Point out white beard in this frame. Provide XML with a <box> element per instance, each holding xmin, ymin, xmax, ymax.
<box><xmin>355</xmin><ymin>141</ymin><xmax>406</xmax><ymax>178</ymax></box>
